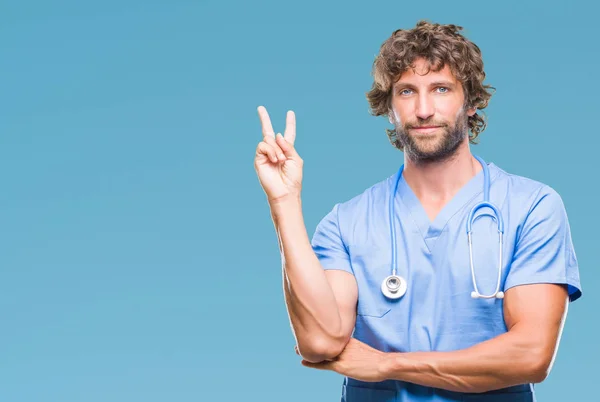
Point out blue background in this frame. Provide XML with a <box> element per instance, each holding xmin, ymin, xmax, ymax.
<box><xmin>1</xmin><ymin>0</ymin><xmax>597</xmax><ymax>400</ymax></box>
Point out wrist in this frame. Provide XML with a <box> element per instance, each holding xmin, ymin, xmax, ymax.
<box><xmin>379</xmin><ymin>352</ymin><xmax>403</xmax><ymax>381</ymax></box>
<box><xmin>269</xmin><ymin>193</ymin><xmax>302</xmax><ymax>215</ymax></box>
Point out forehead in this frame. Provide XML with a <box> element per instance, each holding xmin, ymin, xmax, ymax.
<box><xmin>395</xmin><ymin>58</ymin><xmax>458</xmax><ymax>85</ymax></box>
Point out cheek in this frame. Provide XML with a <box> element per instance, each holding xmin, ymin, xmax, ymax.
<box><xmin>437</xmin><ymin>104</ymin><xmax>463</xmax><ymax>123</ymax></box>
<box><xmin>391</xmin><ymin>109</ymin><xmax>402</xmax><ymax>124</ymax></box>
<box><xmin>438</xmin><ymin>97</ymin><xmax>465</xmax><ymax>118</ymax></box>
<box><xmin>391</xmin><ymin>101</ymin><xmax>411</xmax><ymax>124</ymax></box>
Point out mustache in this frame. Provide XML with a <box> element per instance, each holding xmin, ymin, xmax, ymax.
<box><xmin>405</xmin><ymin>120</ymin><xmax>448</xmax><ymax>129</ymax></box>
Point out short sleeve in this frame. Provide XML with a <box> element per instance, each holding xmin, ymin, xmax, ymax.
<box><xmin>311</xmin><ymin>204</ymin><xmax>354</xmax><ymax>275</ymax></box>
<box><xmin>504</xmin><ymin>186</ymin><xmax>582</xmax><ymax>302</ymax></box>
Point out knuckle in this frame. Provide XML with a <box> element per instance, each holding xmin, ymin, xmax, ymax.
<box><xmin>257</xmin><ymin>142</ymin><xmax>273</xmax><ymax>154</ymax></box>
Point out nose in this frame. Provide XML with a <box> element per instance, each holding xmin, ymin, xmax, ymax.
<box><xmin>415</xmin><ymin>93</ymin><xmax>435</xmax><ymax>120</ymax></box>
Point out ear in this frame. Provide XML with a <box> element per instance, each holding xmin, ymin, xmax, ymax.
<box><xmin>466</xmin><ymin>106</ymin><xmax>477</xmax><ymax>117</ymax></box>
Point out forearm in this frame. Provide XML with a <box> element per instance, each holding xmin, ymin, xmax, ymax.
<box><xmin>382</xmin><ymin>327</ymin><xmax>548</xmax><ymax>393</ymax></box>
<box><xmin>270</xmin><ymin>197</ymin><xmax>345</xmax><ymax>361</ymax></box>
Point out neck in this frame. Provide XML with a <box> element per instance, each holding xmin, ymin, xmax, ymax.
<box><xmin>402</xmin><ymin>142</ymin><xmax>481</xmax><ymax>205</ymax></box>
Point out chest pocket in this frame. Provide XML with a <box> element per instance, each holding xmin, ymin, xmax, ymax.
<box><xmin>348</xmin><ymin>244</ymin><xmax>396</xmax><ymax>316</ymax></box>
<box><xmin>348</xmin><ymin>244</ymin><xmax>408</xmax><ymax>350</ymax></box>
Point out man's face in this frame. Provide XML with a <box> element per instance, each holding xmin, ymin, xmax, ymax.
<box><xmin>389</xmin><ymin>58</ymin><xmax>476</xmax><ymax>162</ymax></box>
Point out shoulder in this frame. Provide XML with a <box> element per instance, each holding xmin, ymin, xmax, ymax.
<box><xmin>312</xmin><ymin>174</ymin><xmax>394</xmax><ymax>245</ymax></box>
<box><xmin>490</xmin><ymin>163</ymin><xmax>565</xmax><ymax>212</ymax></box>
<box><xmin>333</xmin><ymin>174</ymin><xmax>394</xmax><ymax>218</ymax></box>
<box><xmin>314</xmin><ymin>173</ymin><xmax>394</xmax><ymax>236</ymax></box>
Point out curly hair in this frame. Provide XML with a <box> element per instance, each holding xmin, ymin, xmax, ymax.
<box><xmin>366</xmin><ymin>20</ymin><xmax>495</xmax><ymax>146</ymax></box>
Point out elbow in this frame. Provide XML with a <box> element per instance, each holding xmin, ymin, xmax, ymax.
<box><xmin>297</xmin><ymin>334</ymin><xmax>348</xmax><ymax>363</ymax></box>
<box><xmin>525</xmin><ymin>350</ymin><xmax>553</xmax><ymax>384</ymax></box>
<box><xmin>529</xmin><ymin>360</ymin><xmax>551</xmax><ymax>384</ymax></box>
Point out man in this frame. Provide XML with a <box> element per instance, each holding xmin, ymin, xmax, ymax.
<box><xmin>253</xmin><ymin>20</ymin><xmax>582</xmax><ymax>401</ymax></box>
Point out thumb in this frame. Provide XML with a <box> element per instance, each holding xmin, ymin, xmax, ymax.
<box><xmin>276</xmin><ymin>133</ymin><xmax>300</xmax><ymax>160</ymax></box>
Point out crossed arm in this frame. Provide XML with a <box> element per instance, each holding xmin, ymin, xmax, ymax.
<box><xmin>302</xmin><ymin>279</ymin><xmax>569</xmax><ymax>393</ymax></box>
<box><xmin>271</xmin><ymin>198</ymin><xmax>570</xmax><ymax>393</ymax></box>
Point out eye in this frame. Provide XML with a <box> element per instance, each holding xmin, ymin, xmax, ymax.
<box><xmin>436</xmin><ymin>87</ymin><xmax>449</xmax><ymax>93</ymax></box>
<box><xmin>398</xmin><ymin>88</ymin><xmax>413</xmax><ymax>96</ymax></box>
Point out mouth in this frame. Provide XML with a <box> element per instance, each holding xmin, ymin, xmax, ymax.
<box><xmin>410</xmin><ymin>126</ymin><xmax>442</xmax><ymax>134</ymax></box>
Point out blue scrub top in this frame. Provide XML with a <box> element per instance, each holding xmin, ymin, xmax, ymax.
<box><xmin>311</xmin><ymin>161</ymin><xmax>582</xmax><ymax>402</ymax></box>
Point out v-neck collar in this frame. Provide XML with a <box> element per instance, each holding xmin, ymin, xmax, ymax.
<box><xmin>396</xmin><ymin>162</ymin><xmax>499</xmax><ymax>252</ymax></box>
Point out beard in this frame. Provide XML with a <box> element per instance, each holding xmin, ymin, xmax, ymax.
<box><xmin>391</xmin><ymin>108</ymin><xmax>469</xmax><ymax>164</ymax></box>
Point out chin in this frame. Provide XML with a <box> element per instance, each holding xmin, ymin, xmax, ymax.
<box><xmin>412</xmin><ymin>139</ymin><xmax>443</xmax><ymax>154</ymax></box>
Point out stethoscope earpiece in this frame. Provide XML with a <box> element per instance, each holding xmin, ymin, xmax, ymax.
<box><xmin>471</xmin><ymin>291</ymin><xmax>504</xmax><ymax>299</ymax></box>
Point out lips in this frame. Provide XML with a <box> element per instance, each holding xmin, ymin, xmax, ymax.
<box><xmin>410</xmin><ymin>126</ymin><xmax>442</xmax><ymax>133</ymax></box>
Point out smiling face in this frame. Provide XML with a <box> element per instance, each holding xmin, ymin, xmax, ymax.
<box><xmin>389</xmin><ymin>58</ymin><xmax>477</xmax><ymax>163</ymax></box>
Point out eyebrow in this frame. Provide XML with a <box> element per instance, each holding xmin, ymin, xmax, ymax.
<box><xmin>394</xmin><ymin>81</ymin><xmax>456</xmax><ymax>89</ymax></box>
<box><xmin>430</xmin><ymin>81</ymin><xmax>456</xmax><ymax>88</ymax></box>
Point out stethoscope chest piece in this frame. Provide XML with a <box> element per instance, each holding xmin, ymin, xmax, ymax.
<box><xmin>381</xmin><ymin>275</ymin><xmax>407</xmax><ymax>299</ymax></box>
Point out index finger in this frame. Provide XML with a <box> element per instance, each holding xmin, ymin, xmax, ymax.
<box><xmin>284</xmin><ymin>110</ymin><xmax>296</xmax><ymax>145</ymax></box>
<box><xmin>257</xmin><ymin>106</ymin><xmax>275</xmax><ymax>138</ymax></box>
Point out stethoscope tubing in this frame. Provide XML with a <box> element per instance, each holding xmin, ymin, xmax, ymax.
<box><xmin>385</xmin><ymin>155</ymin><xmax>505</xmax><ymax>300</ymax></box>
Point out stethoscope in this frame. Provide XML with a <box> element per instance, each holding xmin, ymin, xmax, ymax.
<box><xmin>382</xmin><ymin>155</ymin><xmax>505</xmax><ymax>300</ymax></box>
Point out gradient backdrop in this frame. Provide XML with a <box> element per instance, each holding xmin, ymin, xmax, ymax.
<box><xmin>1</xmin><ymin>1</ymin><xmax>597</xmax><ymax>401</ymax></box>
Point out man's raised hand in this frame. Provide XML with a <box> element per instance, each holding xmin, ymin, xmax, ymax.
<box><xmin>254</xmin><ymin>106</ymin><xmax>303</xmax><ymax>204</ymax></box>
